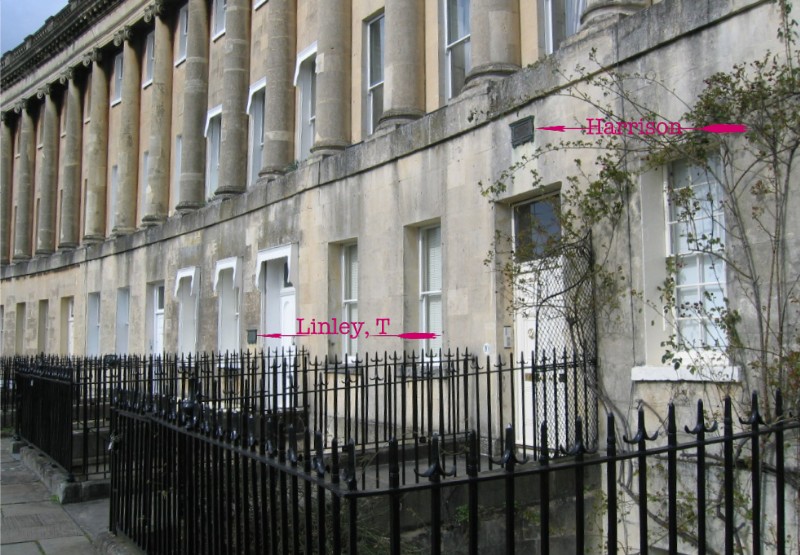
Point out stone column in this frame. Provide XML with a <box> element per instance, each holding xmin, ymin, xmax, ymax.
<box><xmin>260</xmin><ymin>0</ymin><xmax>296</xmax><ymax>180</ymax></box>
<box><xmin>113</xmin><ymin>27</ymin><xmax>140</xmax><ymax>235</ymax></box>
<box><xmin>311</xmin><ymin>0</ymin><xmax>351</xmax><ymax>158</ymax></box>
<box><xmin>142</xmin><ymin>4</ymin><xmax>174</xmax><ymax>225</ymax></box>
<box><xmin>83</xmin><ymin>49</ymin><xmax>109</xmax><ymax>243</ymax></box>
<box><xmin>13</xmin><ymin>101</ymin><xmax>34</xmax><ymax>261</ymax></box>
<box><xmin>217</xmin><ymin>0</ymin><xmax>250</xmax><ymax>196</ymax></box>
<box><xmin>378</xmin><ymin>0</ymin><xmax>425</xmax><ymax>129</ymax></box>
<box><xmin>581</xmin><ymin>0</ymin><xmax>646</xmax><ymax>29</ymax></box>
<box><xmin>35</xmin><ymin>86</ymin><xmax>59</xmax><ymax>255</ymax></box>
<box><xmin>58</xmin><ymin>68</ymin><xmax>83</xmax><ymax>249</ymax></box>
<box><xmin>177</xmin><ymin>0</ymin><xmax>209</xmax><ymax>212</ymax></box>
<box><xmin>0</xmin><ymin>113</ymin><xmax>14</xmax><ymax>264</ymax></box>
<box><xmin>466</xmin><ymin>0</ymin><xmax>520</xmax><ymax>85</ymax></box>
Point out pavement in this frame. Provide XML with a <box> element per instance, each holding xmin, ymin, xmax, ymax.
<box><xmin>1</xmin><ymin>435</ymin><xmax>142</xmax><ymax>555</ymax></box>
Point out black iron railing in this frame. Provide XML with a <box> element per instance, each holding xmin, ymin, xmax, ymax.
<box><xmin>4</xmin><ymin>355</ymin><xmax>114</xmax><ymax>479</ymax></box>
<box><xmin>110</xmin><ymin>386</ymin><xmax>797</xmax><ymax>554</ymax></box>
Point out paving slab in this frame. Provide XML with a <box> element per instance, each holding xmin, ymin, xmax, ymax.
<box><xmin>0</xmin><ymin>542</ymin><xmax>45</xmax><ymax>555</ymax></box>
<box><xmin>39</xmin><ymin>535</ymin><xmax>97</xmax><ymax>555</ymax></box>
<box><xmin>0</xmin><ymin>436</ymin><xmax>141</xmax><ymax>555</ymax></box>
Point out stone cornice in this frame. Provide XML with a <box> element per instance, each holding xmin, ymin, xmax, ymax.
<box><xmin>1</xmin><ymin>0</ymin><xmax>179</xmax><ymax>93</ymax></box>
<box><xmin>1</xmin><ymin>0</ymin><xmax>124</xmax><ymax>91</ymax></box>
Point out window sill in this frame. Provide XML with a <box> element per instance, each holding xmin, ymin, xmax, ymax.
<box><xmin>254</xmin><ymin>0</ymin><xmax>267</xmax><ymax>9</ymax></box>
<box><xmin>142</xmin><ymin>79</ymin><xmax>153</xmax><ymax>90</ymax></box>
<box><xmin>174</xmin><ymin>56</ymin><xmax>186</xmax><ymax>68</ymax></box>
<box><xmin>631</xmin><ymin>365</ymin><xmax>739</xmax><ymax>383</ymax></box>
<box><xmin>110</xmin><ymin>98</ymin><xmax>122</xmax><ymax>107</ymax></box>
<box><xmin>212</xmin><ymin>29</ymin><xmax>226</xmax><ymax>42</ymax></box>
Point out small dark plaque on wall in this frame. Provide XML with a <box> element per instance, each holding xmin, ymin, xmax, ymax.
<box><xmin>510</xmin><ymin>116</ymin><xmax>534</xmax><ymax>148</ymax></box>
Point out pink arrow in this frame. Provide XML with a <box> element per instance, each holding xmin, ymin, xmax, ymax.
<box><xmin>376</xmin><ymin>332</ymin><xmax>440</xmax><ymax>340</ymax></box>
<box><xmin>536</xmin><ymin>125</ymin><xmax>585</xmax><ymax>132</ymax></box>
<box><xmin>682</xmin><ymin>123</ymin><xmax>747</xmax><ymax>133</ymax></box>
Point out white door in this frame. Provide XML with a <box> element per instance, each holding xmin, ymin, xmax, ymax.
<box><xmin>66</xmin><ymin>299</ymin><xmax>75</xmax><ymax>356</ymax></box>
<box><xmin>262</xmin><ymin>258</ymin><xmax>296</xmax><ymax>407</ymax></box>
<box><xmin>153</xmin><ymin>285</ymin><xmax>165</xmax><ymax>354</ymax></box>
<box><xmin>514</xmin><ymin>258</ymin><xmax>569</xmax><ymax>452</ymax></box>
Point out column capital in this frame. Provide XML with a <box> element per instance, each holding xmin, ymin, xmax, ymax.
<box><xmin>113</xmin><ymin>26</ymin><xmax>134</xmax><ymax>47</ymax></box>
<box><xmin>59</xmin><ymin>67</ymin><xmax>77</xmax><ymax>85</ymax></box>
<box><xmin>82</xmin><ymin>48</ymin><xmax>103</xmax><ymax>67</ymax></box>
<box><xmin>144</xmin><ymin>0</ymin><xmax>166</xmax><ymax>23</ymax></box>
<box><xmin>13</xmin><ymin>99</ymin><xmax>31</xmax><ymax>113</ymax></box>
<box><xmin>36</xmin><ymin>84</ymin><xmax>53</xmax><ymax>99</ymax></box>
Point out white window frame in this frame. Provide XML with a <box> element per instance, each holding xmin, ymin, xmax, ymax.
<box><xmin>666</xmin><ymin>160</ymin><xmax>728</xmax><ymax>356</ymax></box>
<box><xmin>420</xmin><ymin>225</ymin><xmax>443</xmax><ymax>354</ymax></box>
<box><xmin>143</xmin><ymin>31</ymin><xmax>155</xmax><ymax>87</ymax></box>
<box><xmin>444</xmin><ymin>0</ymin><xmax>471</xmax><ymax>99</ymax></box>
<box><xmin>294</xmin><ymin>43</ymin><xmax>317</xmax><ymax>161</ymax></box>
<box><xmin>87</xmin><ymin>293</ymin><xmax>100</xmax><ymax>356</ymax></box>
<box><xmin>214</xmin><ymin>257</ymin><xmax>241</xmax><ymax>353</ymax></box>
<box><xmin>176</xmin><ymin>5</ymin><xmax>189</xmax><ymax>65</ymax></box>
<box><xmin>175</xmin><ymin>266</ymin><xmax>199</xmax><ymax>355</ymax></box>
<box><xmin>116</xmin><ymin>287</ymin><xmax>130</xmax><ymax>354</ymax></box>
<box><xmin>212</xmin><ymin>0</ymin><xmax>227</xmax><ymax>40</ymax></box>
<box><xmin>37</xmin><ymin>300</ymin><xmax>48</xmax><ymax>353</ymax></box>
<box><xmin>342</xmin><ymin>243</ymin><xmax>359</xmax><ymax>359</ymax></box>
<box><xmin>111</xmin><ymin>52</ymin><xmax>123</xmax><ymax>106</ymax></box>
<box><xmin>61</xmin><ymin>297</ymin><xmax>75</xmax><ymax>356</ymax></box>
<box><xmin>109</xmin><ymin>165</ymin><xmax>119</xmax><ymax>230</ymax></box>
<box><xmin>204</xmin><ymin>105</ymin><xmax>223</xmax><ymax>200</ymax></box>
<box><xmin>543</xmin><ymin>0</ymin><xmax>586</xmax><ymax>55</ymax></box>
<box><xmin>366</xmin><ymin>13</ymin><xmax>385</xmax><ymax>135</ymax></box>
<box><xmin>140</xmin><ymin>150</ymin><xmax>149</xmax><ymax>215</ymax></box>
<box><xmin>172</xmin><ymin>135</ymin><xmax>182</xmax><ymax>210</ymax></box>
<box><xmin>247</xmin><ymin>78</ymin><xmax>267</xmax><ymax>186</ymax></box>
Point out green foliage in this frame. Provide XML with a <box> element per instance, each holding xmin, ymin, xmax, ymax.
<box><xmin>483</xmin><ymin>0</ymin><xmax>800</xmax><ymax>414</ymax></box>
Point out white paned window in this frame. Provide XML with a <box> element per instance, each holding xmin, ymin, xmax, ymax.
<box><xmin>37</xmin><ymin>300</ymin><xmax>48</xmax><ymax>353</ymax></box>
<box><xmin>116</xmin><ymin>288</ymin><xmax>130</xmax><ymax>354</ymax></box>
<box><xmin>109</xmin><ymin>165</ymin><xmax>119</xmax><ymax>231</ymax></box>
<box><xmin>212</xmin><ymin>0</ymin><xmax>227</xmax><ymax>39</ymax></box>
<box><xmin>205</xmin><ymin>106</ymin><xmax>222</xmax><ymax>199</ymax></box>
<box><xmin>513</xmin><ymin>196</ymin><xmax>561</xmax><ymax>263</ymax></box>
<box><xmin>343</xmin><ymin>244</ymin><xmax>359</xmax><ymax>358</ymax></box>
<box><xmin>143</xmin><ymin>31</ymin><xmax>155</xmax><ymax>86</ymax></box>
<box><xmin>216</xmin><ymin>266</ymin><xmax>240</xmax><ymax>353</ymax></box>
<box><xmin>61</xmin><ymin>297</ymin><xmax>75</xmax><ymax>356</ymax></box>
<box><xmin>445</xmin><ymin>0</ymin><xmax>471</xmax><ymax>99</ymax></box>
<box><xmin>247</xmin><ymin>80</ymin><xmax>266</xmax><ymax>186</ymax></box>
<box><xmin>667</xmin><ymin>160</ymin><xmax>727</xmax><ymax>350</ymax></box>
<box><xmin>176</xmin><ymin>5</ymin><xmax>188</xmax><ymax>64</ymax></box>
<box><xmin>175</xmin><ymin>267</ymin><xmax>199</xmax><ymax>355</ymax></box>
<box><xmin>294</xmin><ymin>43</ymin><xmax>317</xmax><ymax>161</ymax></box>
<box><xmin>366</xmin><ymin>14</ymin><xmax>385</xmax><ymax>134</ymax></box>
<box><xmin>544</xmin><ymin>0</ymin><xmax>586</xmax><ymax>54</ymax></box>
<box><xmin>111</xmin><ymin>52</ymin><xmax>123</xmax><ymax>105</ymax></box>
<box><xmin>172</xmin><ymin>135</ymin><xmax>182</xmax><ymax>209</ymax></box>
<box><xmin>420</xmin><ymin>226</ymin><xmax>443</xmax><ymax>352</ymax></box>
<box><xmin>87</xmin><ymin>293</ymin><xmax>100</xmax><ymax>356</ymax></box>
<box><xmin>141</xmin><ymin>151</ymin><xmax>149</xmax><ymax>214</ymax></box>
<box><xmin>148</xmin><ymin>283</ymin><xmax>165</xmax><ymax>354</ymax></box>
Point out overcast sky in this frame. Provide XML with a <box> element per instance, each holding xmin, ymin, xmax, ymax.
<box><xmin>1</xmin><ymin>0</ymin><xmax>68</xmax><ymax>54</ymax></box>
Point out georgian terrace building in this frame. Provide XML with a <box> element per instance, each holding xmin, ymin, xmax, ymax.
<box><xmin>0</xmin><ymin>0</ymin><xmax>791</xmax><ymax>423</ymax></box>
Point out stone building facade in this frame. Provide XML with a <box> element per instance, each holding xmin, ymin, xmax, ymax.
<box><xmin>0</xmin><ymin>0</ymin><xmax>794</xmax><ymax>419</ymax></box>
